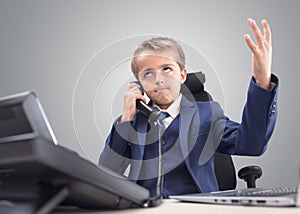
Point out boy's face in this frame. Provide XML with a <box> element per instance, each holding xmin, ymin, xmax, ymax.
<box><xmin>136</xmin><ymin>51</ymin><xmax>187</xmax><ymax>109</ymax></box>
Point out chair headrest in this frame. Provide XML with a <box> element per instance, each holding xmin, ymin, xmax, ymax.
<box><xmin>183</xmin><ymin>71</ymin><xmax>206</xmax><ymax>92</ymax></box>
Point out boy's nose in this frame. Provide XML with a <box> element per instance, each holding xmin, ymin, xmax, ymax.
<box><xmin>155</xmin><ymin>72</ymin><xmax>165</xmax><ymax>84</ymax></box>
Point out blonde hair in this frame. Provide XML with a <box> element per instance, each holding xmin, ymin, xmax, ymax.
<box><xmin>131</xmin><ymin>37</ymin><xmax>186</xmax><ymax>78</ymax></box>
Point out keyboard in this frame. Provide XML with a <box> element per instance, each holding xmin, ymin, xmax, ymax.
<box><xmin>210</xmin><ymin>187</ymin><xmax>298</xmax><ymax>197</ymax></box>
<box><xmin>242</xmin><ymin>187</ymin><xmax>298</xmax><ymax>197</ymax></box>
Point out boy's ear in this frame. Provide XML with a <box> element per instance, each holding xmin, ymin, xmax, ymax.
<box><xmin>180</xmin><ymin>68</ymin><xmax>188</xmax><ymax>84</ymax></box>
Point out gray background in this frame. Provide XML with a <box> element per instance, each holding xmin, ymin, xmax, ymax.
<box><xmin>0</xmin><ymin>0</ymin><xmax>299</xmax><ymax>190</ymax></box>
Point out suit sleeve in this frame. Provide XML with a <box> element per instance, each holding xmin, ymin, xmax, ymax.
<box><xmin>98</xmin><ymin>116</ymin><xmax>132</xmax><ymax>174</ymax></box>
<box><xmin>217</xmin><ymin>74</ymin><xmax>279</xmax><ymax>155</ymax></box>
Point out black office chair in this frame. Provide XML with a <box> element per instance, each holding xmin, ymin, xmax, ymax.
<box><xmin>181</xmin><ymin>71</ymin><xmax>262</xmax><ymax>191</ymax></box>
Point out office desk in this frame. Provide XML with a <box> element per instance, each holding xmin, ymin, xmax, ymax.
<box><xmin>56</xmin><ymin>199</ymin><xmax>300</xmax><ymax>214</ymax></box>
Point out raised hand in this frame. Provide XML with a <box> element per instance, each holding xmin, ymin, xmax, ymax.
<box><xmin>244</xmin><ymin>18</ymin><xmax>272</xmax><ymax>90</ymax></box>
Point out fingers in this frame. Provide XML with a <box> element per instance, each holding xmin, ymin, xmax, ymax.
<box><xmin>128</xmin><ymin>83</ymin><xmax>142</xmax><ymax>96</ymax></box>
<box><xmin>121</xmin><ymin>83</ymin><xmax>147</xmax><ymax>122</ymax></box>
<box><xmin>244</xmin><ymin>34</ymin><xmax>259</xmax><ymax>55</ymax></box>
<box><xmin>245</xmin><ymin>18</ymin><xmax>273</xmax><ymax>89</ymax></box>
<box><xmin>127</xmin><ymin>83</ymin><xmax>147</xmax><ymax>103</ymax></box>
<box><xmin>262</xmin><ymin>19</ymin><xmax>272</xmax><ymax>47</ymax></box>
<box><xmin>245</xmin><ymin>18</ymin><xmax>272</xmax><ymax>55</ymax></box>
<box><xmin>247</xmin><ymin>18</ymin><xmax>264</xmax><ymax>48</ymax></box>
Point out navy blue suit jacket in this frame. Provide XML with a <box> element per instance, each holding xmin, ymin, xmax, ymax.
<box><xmin>99</xmin><ymin>75</ymin><xmax>278</xmax><ymax>193</ymax></box>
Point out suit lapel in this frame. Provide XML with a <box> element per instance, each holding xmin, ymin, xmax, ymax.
<box><xmin>179</xmin><ymin>96</ymin><xmax>210</xmax><ymax>192</ymax></box>
<box><xmin>179</xmin><ymin>96</ymin><xmax>200</xmax><ymax>162</ymax></box>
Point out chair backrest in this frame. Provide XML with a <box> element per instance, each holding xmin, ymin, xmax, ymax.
<box><xmin>181</xmin><ymin>71</ymin><xmax>237</xmax><ymax>191</ymax></box>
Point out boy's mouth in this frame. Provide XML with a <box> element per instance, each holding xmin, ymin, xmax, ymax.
<box><xmin>152</xmin><ymin>88</ymin><xmax>168</xmax><ymax>93</ymax></box>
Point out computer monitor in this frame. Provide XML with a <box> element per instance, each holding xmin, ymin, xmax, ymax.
<box><xmin>0</xmin><ymin>91</ymin><xmax>151</xmax><ymax>214</ymax></box>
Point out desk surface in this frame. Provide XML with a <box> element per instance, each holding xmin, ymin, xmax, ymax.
<box><xmin>55</xmin><ymin>199</ymin><xmax>300</xmax><ymax>214</ymax></box>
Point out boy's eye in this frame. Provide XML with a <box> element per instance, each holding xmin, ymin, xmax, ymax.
<box><xmin>163</xmin><ymin>67</ymin><xmax>172</xmax><ymax>73</ymax></box>
<box><xmin>143</xmin><ymin>71</ymin><xmax>153</xmax><ymax>78</ymax></box>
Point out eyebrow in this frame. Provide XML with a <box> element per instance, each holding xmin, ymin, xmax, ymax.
<box><xmin>141</xmin><ymin>63</ymin><xmax>176</xmax><ymax>73</ymax></box>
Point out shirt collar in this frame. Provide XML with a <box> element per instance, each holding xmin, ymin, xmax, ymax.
<box><xmin>153</xmin><ymin>93</ymin><xmax>182</xmax><ymax>119</ymax></box>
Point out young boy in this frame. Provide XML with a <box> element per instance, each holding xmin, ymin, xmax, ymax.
<box><xmin>99</xmin><ymin>18</ymin><xmax>278</xmax><ymax>198</ymax></box>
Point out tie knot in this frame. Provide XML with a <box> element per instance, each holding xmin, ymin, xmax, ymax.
<box><xmin>156</xmin><ymin>111</ymin><xmax>170</xmax><ymax>129</ymax></box>
<box><xmin>159</xmin><ymin>111</ymin><xmax>169</xmax><ymax>121</ymax></box>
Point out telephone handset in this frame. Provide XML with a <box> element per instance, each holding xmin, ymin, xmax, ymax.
<box><xmin>131</xmin><ymin>81</ymin><xmax>160</xmax><ymax>121</ymax></box>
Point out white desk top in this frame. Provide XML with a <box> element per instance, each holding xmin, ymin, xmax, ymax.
<box><xmin>56</xmin><ymin>199</ymin><xmax>300</xmax><ymax>214</ymax></box>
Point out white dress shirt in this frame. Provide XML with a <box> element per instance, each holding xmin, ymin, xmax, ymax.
<box><xmin>153</xmin><ymin>93</ymin><xmax>182</xmax><ymax>129</ymax></box>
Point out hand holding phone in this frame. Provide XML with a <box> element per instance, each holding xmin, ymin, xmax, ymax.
<box><xmin>131</xmin><ymin>81</ymin><xmax>159</xmax><ymax>117</ymax></box>
<box><xmin>120</xmin><ymin>81</ymin><xmax>160</xmax><ymax>123</ymax></box>
<box><xmin>120</xmin><ymin>81</ymin><xmax>147</xmax><ymax>123</ymax></box>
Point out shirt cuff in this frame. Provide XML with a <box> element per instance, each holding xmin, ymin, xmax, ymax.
<box><xmin>252</xmin><ymin>74</ymin><xmax>279</xmax><ymax>91</ymax></box>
